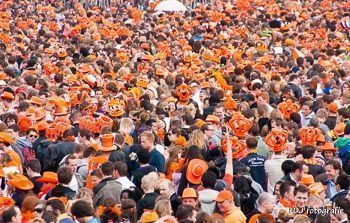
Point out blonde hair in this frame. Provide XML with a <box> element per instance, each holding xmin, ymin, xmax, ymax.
<box><xmin>187</xmin><ymin>129</ymin><xmax>206</xmax><ymax>150</ymax></box>
<box><xmin>269</xmin><ymin>109</ymin><xmax>284</xmax><ymax>120</ymax></box>
<box><xmin>119</xmin><ymin>118</ymin><xmax>134</xmax><ymax>134</ymax></box>
<box><xmin>141</xmin><ymin>174</ymin><xmax>155</xmax><ymax>192</ymax></box>
<box><xmin>154</xmin><ymin>198</ymin><xmax>172</xmax><ymax>217</ymax></box>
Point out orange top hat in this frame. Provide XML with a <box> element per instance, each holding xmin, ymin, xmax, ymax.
<box><xmin>320</xmin><ymin>142</ymin><xmax>336</xmax><ymax>152</ymax></box>
<box><xmin>37</xmin><ymin>172</ymin><xmax>58</xmax><ymax>183</ymax></box>
<box><xmin>186</xmin><ymin>159</ymin><xmax>208</xmax><ymax>184</ymax></box>
<box><xmin>265</xmin><ymin>129</ymin><xmax>289</xmax><ymax>152</ymax></box>
<box><xmin>299</xmin><ymin>127</ymin><xmax>322</xmax><ymax>147</ymax></box>
<box><xmin>18</xmin><ymin>116</ymin><xmax>32</xmax><ymax>132</ymax></box>
<box><xmin>215</xmin><ymin>190</ymin><xmax>234</xmax><ymax>202</ymax></box>
<box><xmin>205</xmin><ymin>115</ymin><xmax>220</xmax><ymax>124</ymax></box>
<box><xmin>300</xmin><ymin>174</ymin><xmax>315</xmax><ymax>186</ymax></box>
<box><xmin>0</xmin><ymin>132</ymin><xmax>14</xmax><ymax>144</ymax></box>
<box><xmin>222</xmin><ymin>136</ymin><xmax>248</xmax><ymax>159</ymax></box>
<box><xmin>8</xmin><ymin>174</ymin><xmax>34</xmax><ymax>190</ymax></box>
<box><xmin>99</xmin><ymin>134</ymin><xmax>117</xmax><ymax>152</ymax></box>
<box><xmin>29</xmin><ymin>96</ymin><xmax>42</xmax><ymax>106</ymax></box>
<box><xmin>181</xmin><ymin>188</ymin><xmax>197</xmax><ymax>199</ymax></box>
<box><xmin>223</xmin><ymin>96</ymin><xmax>237</xmax><ymax>111</ymax></box>
<box><xmin>333</xmin><ymin>122</ymin><xmax>346</xmax><ymax>137</ymax></box>
<box><xmin>1</xmin><ymin>92</ymin><xmax>14</xmax><ymax>101</ymax></box>
<box><xmin>278</xmin><ymin>99</ymin><xmax>300</xmax><ymax>119</ymax></box>
<box><xmin>31</xmin><ymin>108</ymin><xmax>46</xmax><ymax>121</ymax></box>
<box><xmin>228</xmin><ymin>112</ymin><xmax>253</xmax><ymax>138</ymax></box>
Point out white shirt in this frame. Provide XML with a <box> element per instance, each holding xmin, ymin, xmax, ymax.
<box><xmin>69</xmin><ymin>174</ymin><xmax>79</xmax><ymax>192</ymax></box>
<box><xmin>116</xmin><ymin>176</ymin><xmax>136</xmax><ymax>190</ymax></box>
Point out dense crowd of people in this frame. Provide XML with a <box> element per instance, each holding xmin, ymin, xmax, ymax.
<box><xmin>0</xmin><ymin>0</ymin><xmax>350</xmax><ymax>222</ymax></box>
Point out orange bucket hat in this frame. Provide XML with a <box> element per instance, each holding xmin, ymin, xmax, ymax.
<box><xmin>1</xmin><ymin>92</ymin><xmax>15</xmax><ymax>101</ymax></box>
<box><xmin>205</xmin><ymin>115</ymin><xmax>220</xmax><ymax>124</ymax></box>
<box><xmin>265</xmin><ymin>129</ymin><xmax>289</xmax><ymax>152</ymax></box>
<box><xmin>98</xmin><ymin>134</ymin><xmax>117</xmax><ymax>152</ymax></box>
<box><xmin>29</xmin><ymin>96</ymin><xmax>42</xmax><ymax>106</ymax></box>
<box><xmin>37</xmin><ymin>172</ymin><xmax>58</xmax><ymax>183</ymax></box>
<box><xmin>181</xmin><ymin>188</ymin><xmax>197</xmax><ymax>199</ymax></box>
<box><xmin>186</xmin><ymin>159</ymin><xmax>208</xmax><ymax>184</ymax></box>
<box><xmin>333</xmin><ymin>122</ymin><xmax>346</xmax><ymax>137</ymax></box>
<box><xmin>8</xmin><ymin>174</ymin><xmax>34</xmax><ymax>190</ymax></box>
<box><xmin>0</xmin><ymin>132</ymin><xmax>14</xmax><ymax>144</ymax></box>
<box><xmin>320</xmin><ymin>142</ymin><xmax>336</xmax><ymax>152</ymax></box>
<box><xmin>31</xmin><ymin>108</ymin><xmax>46</xmax><ymax>121</ymax></box>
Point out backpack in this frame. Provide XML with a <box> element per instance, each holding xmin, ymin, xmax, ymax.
<box><xmin>22</xmin><ymin>146</ymin><xmax>36</xmax><ymax>163</ymax></box>
<box><xmin>36</xmin><ymin>140</ymin><xmax>54</xmax><ymax>172</ymax></box>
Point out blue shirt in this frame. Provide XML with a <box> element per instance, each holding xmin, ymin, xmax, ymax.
<box><xmin>149</xmin><ymin>148</ymin><xmax>165</xmax><ymax>173</ymax></box>
<box><xmin>326</xmin><ymin>179</ymin><xmax>337</xmax><ymax>199</ymax></box>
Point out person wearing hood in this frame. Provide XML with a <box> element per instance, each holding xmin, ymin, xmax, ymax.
<box><xmin>198</xmin><ymin>170</ymin><xmax>219</xmax><ymax>215</ymax></box>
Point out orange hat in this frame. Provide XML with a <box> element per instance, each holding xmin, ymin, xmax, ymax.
<box><xmin>35</xmin><ymin>120</ymin><xmax>48</xmax><ymax>131</ymax></box>
<box><xmin>316</xmin><ymin>133</ymin><xmax>326</xmax><ymax>143</ymax></box>
<box><xmin>0</xmin><ymin>132</ymin><xmax>14</xmax><ymax>144</ymax></box>
<box><xmin>299</xmin><ymin>174</ymin><xmax>314</xmax><ymax>186</ymax></box>
<box><xmin>36</xmin><ymin>172</ymin><xmax>58</xmax><ymax>183</ymax></box>
<box><xmin>228</xmin><ymin>112</ymin><xmax>253</xmax><ymax>138</ymax></box>
<box><xmin>79</xmin><ymin>116</ymin><xmax>97</xmax><ymax>133</ymax></box>
<box><xmin>215</xmin><ymin>190</ymin><xmax>233</xmax><ymax>202</ymax></box>
<box><xmin>223</xmin><ymin>96</ymin><xmax>237</xmax><ymax>111</ymax></box>
<box><xmin>200</xmin><ymin>82</ymin><xmax>210</xmax><ymax>89</ymax></box>
<box><xmin>265</xmin><ymin>129</ymin><xmax>289</xmax><ymax>152</ymax></box>
<box><xmin>18</xmin><ymin>116</ymin><xmax>32</xmax><ymax>132</ymax></box>
<box><xmin>141</xmin><ymin>210</ymin><xmax>159</xmax><ymax>223</ymax></box>
<box><xmin>96</xmin><ymin>115</ymin><xmax>114</xmax><ymax>133</ymax></box>
<box><xmin>205</xmin><ymin>115</ymin><xmax>220</xmax><ymax>124</ymax></box>
<box><xmin>108</xmin><ymin>99</ymin><xmax>125</xmax><ymax>118</ymax></box>
<box><xmin>26</xmin><ymin>107</ymin><xmax>35</xmax><ymax>117</ymax></box>
<box><xmin>299</xmin><ymin>127</ymin><xmax>322</xmax><ymax>147</ymax></box>
<box><xmin>0</xmin><ymin>197</ymin><xmax>15</xmax><ymax>213</ymax></box>
<box><xmin>320</xmin><ymin>142</ymin><xmax>336</xmax><ymax>152</ymax></box>
<box><xmin>54</xmin><ymin>116</ymin><xmax>71</xmax><ymax>125</ymax></box>
<box><xmin>186</xmin><ymin>159</ymin><xmax>208</xmax><ymax>184</ymax></box>
<box><xmin>181</xmin><ymin>188</ymin><xmax>197</xmax><ymax>199</ymax></box>
<box><xmin>31</xmin><ymin>108</ymin><xmax>46</xmax><ymax>121</ymax></box>
<box><xmin>333</xmin><ymin>122</ymin><xmax>346</xmax><ymax>137</ymax></box>
<box><xmin>278</xmin><ymin>99</ymin><xmax>300</xmax><ymax>119</ymax></box>
<box><xmin>308</xmin><ymin>182</ymin><xmax>326</xmax><ymax>196</ymax></box>
<box><xmin>29</xmin><ymin>96</ymin><xmax>42</xmax><ymax>106</ymax></box>
<box><xmin>45</xmin><ymin>123</ymin><xmax>57</xmax><ymax>141</ymax></box>
<box><xmin>174</xmin><ymin>136</ymin><xmax>186</xmax><ymax>147</ymax></box>
<box><xmin>48</xmin><ymin>97</ymin><xmax>69</xmax><ymax>116</ymax></box>
<box><xmin>328</xmin><ymin>103</ymin><xmax>338</xmax><ymax>113</ymax></box>
<box><xmin>195</xmin><ymin>119</ymin><xmax>206</xmax><ymax>128</ymax></box>
<box><xmin>8</xmin><ymin>174</ymin><xmax>34</xmax><ymax>190</ymax></box>
<box><xmin>1</xmin><ymin>92</ymin><xmax>14</xmax><ymax>101</ymax></box>
<box><xmin>98</xmin><ymin>134</ymin><xmax>117</xmax><ymax>152</ymax></box>
<box><xmin>222</xmin><ymin>136</ymin><xmax>248</xmax><ymax>159</ymax></box>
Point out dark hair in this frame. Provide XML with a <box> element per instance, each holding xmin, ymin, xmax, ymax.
<box><xmin>336</xmin><ymin>174</ymin><xmax>350</xmax><ymax>190</ymax></box>
<box><xmin>300</xmin><ymin>146</ymin><xmax>316</xmax><ymax>159</ymax></box>
<box><xmin>279</xmin><ymin>181</ymin><xmax>295</xmax><ymax>198</ymax></box>
<box><xmin>176</xmin><ymin>205</ymin><xmax>195</xmax><ymax>221</ymax></box>
<box><xmin>71</xmin><ymin>200</ymin><xmax>94</xmax><ymax>218</ymax></box>
<box><xmin>291</xmin><ymin>161</ymin><xmax>303</xmax><ymax>173</ymax></box>
<box><xmin>82</xmin><ymin>146</ymin><xmax>96</xmax><ymax>158</ymax></box>
<box><xmin>79</xmin><ymin>128</ymin><xmax>91</xmax><ymax>140</ymax></box>
<box><xmin>137</xmin><ymin>149</ymin><xmax>150</xmax><ymax>164</ymax></box>
<box><xmin>64</xmin><ymin>154</ymin><xmax>77</xmax><ymax>166</ymax></box>
<box><xmin>2</xmin><ymin>207</ymin><xmax>18</xmax><ymax>223</ymax></box>
<box><xmin>246</xmin><ymin>136</ymin><xmax>258</xmax><ymax>149</ymax></box>
<box><xmin>184</xmin><ymin>145</ymin><xmax>203</xmax><ymax>164</ymax></box>
<box><xmin>26</xmin><ymin>159</ymin><xmax>41</xmax><ymax>173</ymax></box>
<box><xmin>325</xmin><ymin>159</ymin><xmax>342</xmax><ymax>172</ymax></box>
<box><xmin>281</xmin><ymin>160</ymin><xmax>295</xmax><ymax>175</ymax></box>
<box><xmin>196</xmin><ymin>211</ymin><xmax>211</xmax><ymax>223</ymax></box>
<box><xmin>46</xmin><ymin>199</ymin><xmax>65</xmax><ymax>215</ymax></box>
<box><xmin>57</xmin><ymin>166</ymin><xmax>73</xmax><ymax>184</ymax></box>
<box><xmin>201</xmin><ymin>171</ymin><xmax>217</xmax><ymax>189</ymax></box>
<box><xmin>114</xmin><ymin>161</ymin><xmax>128</xmax><ymax>177</ymax></box>
<box><xmin>42</xmin><ymin>210</ymin><xmax>57</xmax><ymax>223</ymax></box>
<box><xmin>90</xmin><ymin>169</ymin><xmax>103</xmax><ymax>179</ymax></box>
<box><xmin>101</xmin><ymin>161</ymin><xmax>114</xmax><ymax>176</ymax></box>
<box><xmin>294</xmin><ymin>184</ymin><xmax>309</xmax><ymax>196</ymax></box>
<box><xmin>8</xmin><ymin>124</ymin><xmax>19</xmax><ymax>133</ymax></box>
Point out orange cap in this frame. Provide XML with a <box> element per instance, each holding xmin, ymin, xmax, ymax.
<box><xmin>215</xmin><ymin>190</ymin><xmax>233</xmax><ymax>202</ymax></box>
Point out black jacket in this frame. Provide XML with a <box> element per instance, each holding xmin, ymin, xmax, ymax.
<box><xmin>46</xmin><ymin>184</ymin><xmax>76</xmax><ymax>200</ymax></box>
<box><xmin>132</xmin><ymin>165</ymin><xmax>156</xmax><ymax>189</ymax></box>
<box><xmin>136</xmin><ymin>192</ymin><xmax>159</xmax><ymax>218</ymax></box>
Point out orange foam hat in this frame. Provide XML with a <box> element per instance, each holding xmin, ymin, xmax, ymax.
<box><xmin>299</xmin><ymin>127</ymin><xmax>322</xmax><ymax>147</ymax></box>
<box><xmin>228</xmin><ymin>112</ymin><xmax>253</xmax><ymax>138</ymax></box>
<box><xmin>265</xmin><ymin>129</ymin><xmax>289</xmax><ymax>152</ymax></box>
<box><xmin>278</xmin><ymin>99</ymin><xmax>300</xmax><ymax>119</ymax></box>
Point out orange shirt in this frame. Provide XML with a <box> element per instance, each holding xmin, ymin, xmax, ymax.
<box><xmin>224</xmin><ymin>207</ymin><xmax>246</xmax><ymax>223</ymax></box>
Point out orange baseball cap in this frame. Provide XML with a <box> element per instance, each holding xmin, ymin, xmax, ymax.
<box><xmin>215</xmin><ymin>190</ymin><xmax>233</xmax><ymax>202</ymax></box>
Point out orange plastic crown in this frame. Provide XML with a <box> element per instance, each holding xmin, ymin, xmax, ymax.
<box><xmin>299</xmin><ymin>127</ymin><xmax>322</xmax><ymax>147</ymax></box>
<box><xmin>265</xmin><ymin>129</ymin><xmax>289</xmax><ymax>152</ymax></box>
<box><xmin>228</xmin><ymin>112</ymin><xmax>253</xmax><ymax>138</ymax></box>
<box><xmin>278</xmin><ymin>99</ymin><xmax>300</xmax><ymax>119</ymax></box>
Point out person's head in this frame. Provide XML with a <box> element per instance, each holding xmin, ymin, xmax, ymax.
<box><xmin>57</xmin><ymin>166</ymin><xmax>73</xmax><ymax>185</ymax></box>
<box><xmin>176</xmin><ymin>205</ymin><xmax>196</xmax><ymax>222</ymax></box>
<box><xmin>215</xmin><ymin>190</ymin><xmax>235</xmax><ymax>213</ymax></box>
<box><xmin>214</xmin><ymin>104</ymin><xmax>225</xmax><ymax>119</ymax></box>
<box><xmin>27</xmin><ymin>128</ymin><xmax>39</xmax><ymax>142</ymax></box>
<box><xmin>100</xmin><ymin>161</ymin><xmax>114</xmax><ymax>178</ymax></box>
<box><xmin>181</xmin><ymin>188</ymin><xmax>198</xmax><ymax>207</ymax></box>
<box><xmin>90</xmin><ymin>169</ymin><xmax>103</xmax><ymax>188</ymax></box>
<box><xmin>290</xmin><ymin>161</ymin><xmax>304</xmax><ymax>181</ymax></box>
<box><xmin>301</xmin><ymin>101</ymin><xmax>313</xmax><ymax>117</ymax></box>
<box><xmin>78</xmin><ymin>128</ymin><xmax>91</xmax><ymax>142</ymax></box>
<box><xmin>2</xmin><ymin>206</ymin><xmax>21</xmax><ymax>223</ymax></box>
<box><xmin>113</xmin><ymin>161</ymin><xmax>128</xmax><ymax>178</ymax></box>
<box><xmin>25</xmin><ymin>158</ymin><xmax>41</xmax><ymax>177</ymax></box>
<box><xmin>279</xmin><ymin>181</ymin><xmax>295</xmax><ymax>201</ymax></box>
<box><xmin>140</xmin><ymin>131</ymin><xmax>155</xmax><ymax>150</ymax></box>
<box><xmin>141</xmin><ymin>174</ymin><xmax>155</xmax><ymax>193</ymax></box>
<box><xmin>7</xmin><ymin>124</ymin><xmax>19</xmax><ymax>140</ymax></box>
<box><xmin>70</xmin><ymin>200</ymin><xmax>95</xmax><ymax>223</ymax></box>
<box><xmin>325</xmin><ymin>159</ymin><xmax>342</xmax><ymax>181</ymax></box>
<box><xmin>137</xmin><ymin>149</ymin><xmax>150</xmax><ymax>165</ymax></box>
<box><xmin>246</xmin><ymin>136</ymin><xmax>258</xmax><ymax>150</ymax></box>
<box><xmin>34</xmin><ymin>200</ymin><xmax>46</xmax><ymax>218</ymax></box>
<box><xmin>203</xmin><ymin>123</ymin><xmax>215</xmax><ymax>138</ymax></box>
<box><xmin>159</xmin><ymin>179</ymin><xmax>175</xmax><ymax>197</ymax></box>
<box><xmin>294</xmin><ymin>185</ymin><xmax>309</xmax><ymax>208</ymax></box>
<box><xmin>335</xmin><ymin>174</ymin><xmax>350</xmax><ymax>191</ymax></box>
<box><xmin>155</xmin><ymin>197</ymin><xmax>172</xmax><ymax>218</ymax></box>
<box><xmin>201</xmin><ymin>171</ymin><xmax>217</xmax><ymax>189</ymax></box>
<box><xmin>257</xmin><ymin>192</ymin><xmax>276</xmax><ymax>214</ymax></box>
<box><xmin>281</xmin><ymin>160</ymin><xmax>295</xmax><ymax>176</ymax></box>
<box><xmin>64</xmin><ymin>154</ymin><xmax>78</xmax><ymax>173</ymax></box>
<box><xmin>46</xmin><ymin>199</ymin><xmax>65</xmax><ymax>216</ymax></box>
